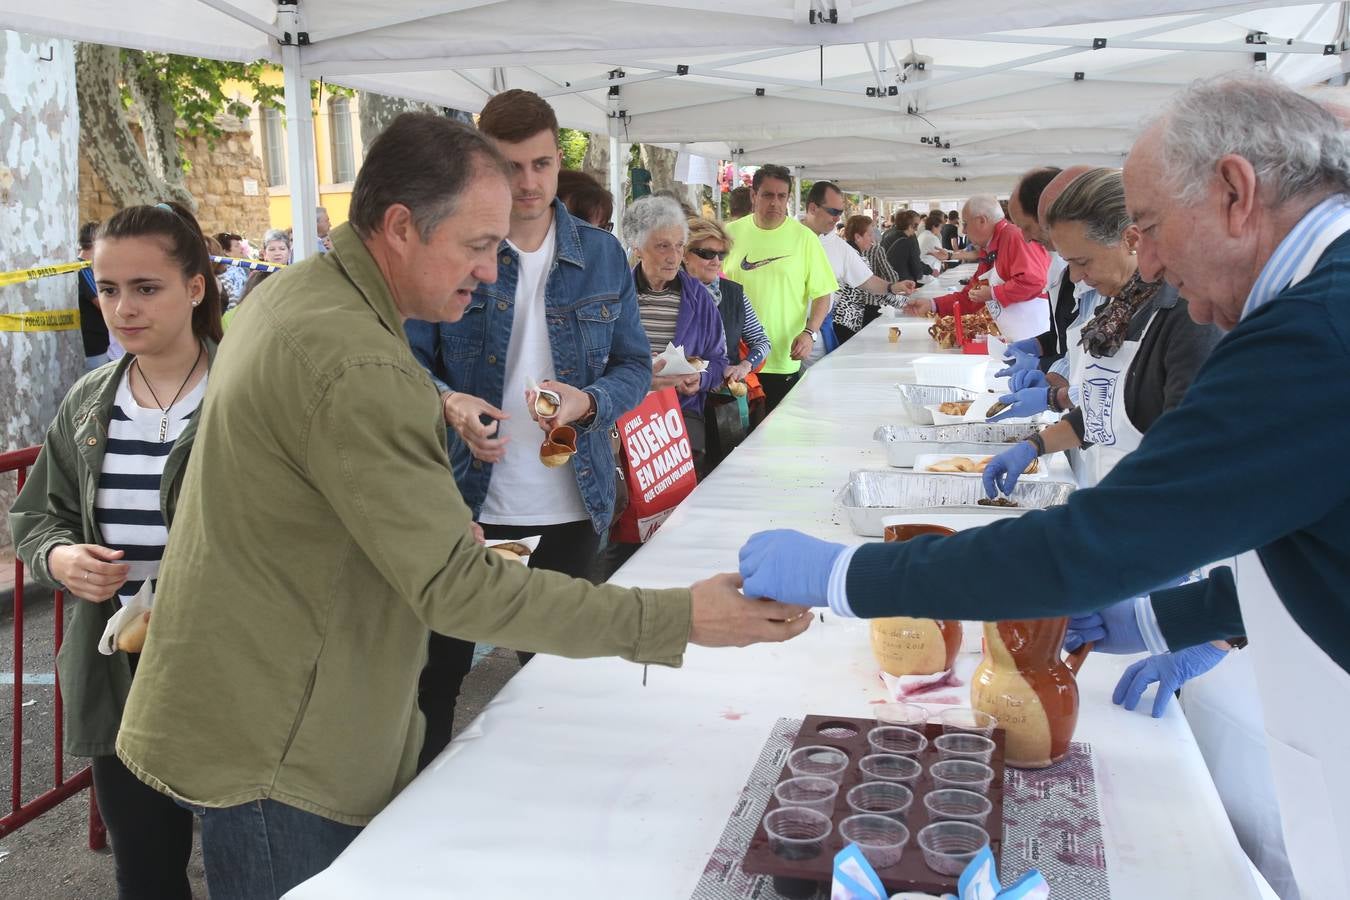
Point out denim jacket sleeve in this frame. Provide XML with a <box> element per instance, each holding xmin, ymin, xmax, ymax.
<box><xmin>403</xmin><ymin>319</ymin><xmax>452</xmax><ymax>395</ymax></box>
<box><xmin>581</xmin><ymin>249</ymin><xmax>652</xmax><ymax>432</ymax></box>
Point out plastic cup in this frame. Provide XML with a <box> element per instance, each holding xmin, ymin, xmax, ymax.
<box><xmin>929</xmin><ymin>759</ymin><xmax>995</xmax><ymax>793</ymax></box>
<box><xmin>788</xmin><ymin>745</ymin><xmax>849</xmax><ymax>784</ymax></box>
<box><xmin>923</xmin><ymin>788</ymin><xmax>993</xmax><ymax>825</ymax></box>
<box><xmin>773</xmin><ymin>776</ymin><xmax>839</xmax><ymax>815</ymax></box>
<box><xmin>918</xmin><ymin>821</ymin><xmax>990</xmax><ymax>875</ymax></box>
<box><xmin>839</xmin><ymin>814</ymin><xmax>910</xmax><ymax>870</ymax></box>
<box><xmin>934</xmin><ymin>733</ymin><xmax>996</xmax><ymax>764</ymax></box>
<box><xmin>859</xmin><ymin>753</ymin><xmax>923</xmax><ymax>785</ymax></box>
<box><xmin>874</xmin><ymin>702</ymin><xmax>929</xmax><ymax>728</ymax></box>
<box><xmin>867</xmin><ymin>725</ymin><xmax>928</xmax><ymax>756</ymax></box>
<box><xmin>845</xmin><ymin>781</ymin><xmax>913</xmax><ymax>822</ymax></box>
<box><xmin>939</xmin><ymin>708</ymin><xmax>998</xmax><ymax>737</ymax></box>
<box><xmin>764</xmin><ymin>806</ymin><xmax>832</xmax><ymax>862</ymax></box>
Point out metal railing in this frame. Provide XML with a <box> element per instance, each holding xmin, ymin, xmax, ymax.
<box><xmin>1</xmin><ymin>445</ymin><xmax>105</xmax><ymax>848</ymax></box>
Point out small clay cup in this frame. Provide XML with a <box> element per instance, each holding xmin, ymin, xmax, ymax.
<box><xmin>539</xmin><ymin>425</ymin><xmax>578</xmax><ymax>468</ymax></box>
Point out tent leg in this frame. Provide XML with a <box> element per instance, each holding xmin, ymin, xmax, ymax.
<box><xmin>608</xmin><ymin>133</ymin><xmax>623</xmax><ymax>239</ymax></box>
<box><xmin>793</xmin><ymin>166</ymin><xmax>802</xmax><ymax>218</ymax></box>
<box><xmin>281</xmin><ymin>41</ymin><xmax>319</xmax><ymax>262</ymax></box>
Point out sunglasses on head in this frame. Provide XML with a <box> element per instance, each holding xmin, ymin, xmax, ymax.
<box><xmin>688</xmin><ymin>247</ymin><xmax>729</xmax><ymax>261</ymax></box>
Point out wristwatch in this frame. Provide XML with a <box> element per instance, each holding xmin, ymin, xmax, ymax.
<box><xmin>802</xmin><ymin>327</ymin><xmax>818</xmax><ymax>342</ymax></box>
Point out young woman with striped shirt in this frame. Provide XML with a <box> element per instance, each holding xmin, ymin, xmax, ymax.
<box><xmin>10</xmin><ymin>201</ymin><xmax>222</xmax><ymax>899</ymax></box>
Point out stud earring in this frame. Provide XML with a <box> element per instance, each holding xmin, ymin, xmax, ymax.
<box><xmin>191</xmin><ymin>300</ymin><xmax>200</xmax><ymax>307</ymax></box>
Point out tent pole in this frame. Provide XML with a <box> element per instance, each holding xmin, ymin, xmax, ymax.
<box><xmin>280</xmin><ymin>37</ymin><xmax>319</xmax><ymax>261</ymax></box>
<box><xmin>608</xmin><ymin>129</ymin><xmax>623</xmax><ymax>239</ymax></box>
<box><xmin>793</xmin><ymin>166</ymin><xmax>802</xmax><ymax>218</ymax></box>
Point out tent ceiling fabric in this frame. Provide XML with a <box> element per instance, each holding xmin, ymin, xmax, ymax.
<box><xmin>0</xmin><ymin>0</ymin><xmax>1343</xmax><ymax>197</ymax></box>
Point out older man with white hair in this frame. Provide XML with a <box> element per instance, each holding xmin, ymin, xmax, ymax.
<box><xmin>905</xmin><ymin>193</ymin><xmax>1050</xmax><ymax>341</ymax></box>
<box><xmin>736</xmin><ymin>72</ymin><xmax>1350</xmax><ymax>898</ymax></box>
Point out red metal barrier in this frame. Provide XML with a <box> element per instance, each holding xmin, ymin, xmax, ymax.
<box><xmin>1</xmin><ymin>445</ymin><xmax>105</xmax><ymax>848</ymax></box>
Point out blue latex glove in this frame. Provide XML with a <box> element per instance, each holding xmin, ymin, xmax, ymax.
<box><xmin>981</xmin><ymin>440</ymin><xmax>1039</xmax><ymax>498</ymax></box>
<box><xmin>1009</xmin><ymin>368</ymin><xmax>1048</xmax><ymax>392</ymax></box>
<box><xmin>738</xmin><ymin>529</ymin><xmax>845</xmax><ymax>607</ymax></box>
<box><xmin>986</xmin><ymin>386</ymin><xmax>1050</xmax><ymax>422</ymax></box>
<box><xmin>1063</xmin><ymin>598</ymin><xmax>1146</xmax><ymax>654</ymax></box>
<box><xmin>1113</xmin><ymin>643</ymin><xmax>1229</xmax><ymax>717</ymax></box>
<box><xmin>1008</xmin><ymin>337</ymin><xmax>1042</xmax><ymax>356</ymax></box>
<box><xmin>994</xmin><ymin>344</ymin><xmax>1039</xmax><ymax>378</ymax></box>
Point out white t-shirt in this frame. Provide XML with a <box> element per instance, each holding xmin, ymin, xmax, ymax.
<box><xmin>478</xmin><ymin>220</ymin><xmax>589</xmax><ymax>526</ymax></box>
<box><xmin>819</xmin><ymin>230</ymin><xmax>875</xmax><ymax>290</ymax></box>
<box><xmin>917</xmin><ymin>230</ymin><xmax>944</xmax><ymax>279</ymax></box>
<box><xmin>804</xmin><ymin>231</ymin><xmax>875</xmax><ymax>368</ymax></box>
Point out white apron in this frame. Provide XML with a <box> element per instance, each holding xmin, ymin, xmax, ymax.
<box><xmin>983</xmin><ymin>265</ymin><xmax>1050</xmax><ymax>342</ymax></box>
<box><xmin>1224</xmin><ymin>209</ymin><xmax>1350</xmax><ymax>898</ymax></box>
<box><xmin>1066</xmin><ymin>308</ymin><xmax>1158</xmax><ymax>487</ymax></box>
<box><xmin>1233</xmin><ymin>553</ymin><xmax>1350</xmax><ymax>899</ymax></box>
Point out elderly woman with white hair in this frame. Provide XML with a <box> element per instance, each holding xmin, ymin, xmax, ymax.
<box><xmin>905</xmin><ymin>193</ymin><xmax>1051</xmax><ymax>341</ymax></box>
<box><xmin>622</xmin><ymin>195</ymin><xmax>729</xmax><ymax>461</ymax></box>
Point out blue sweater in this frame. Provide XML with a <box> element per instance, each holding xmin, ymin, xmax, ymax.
<box><xmin>846</xmin><ymin>232</ymin><xmax>1350</xmax><ymax>673</ymax></box>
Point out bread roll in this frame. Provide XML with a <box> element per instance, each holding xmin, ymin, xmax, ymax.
<box><xmin>117</xmin><ymin>610</ymin><xmax>151</xmax><ymax>653</ymax></box>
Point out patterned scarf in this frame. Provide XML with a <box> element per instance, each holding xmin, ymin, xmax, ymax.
<box><xmin>1078</xmin><ymin>270</ymin><xmax>1158</xmax><ymax>358</ymax></box>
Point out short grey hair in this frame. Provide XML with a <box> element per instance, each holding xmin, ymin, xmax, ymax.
<box><xmin>622</xmin><ymin>196</ymin><xmax>688</xmax><ymax>249</ymax></box>
<box><xmin>262</xmin><ymin>228</ymin><xmax>290</xmax><ymax>247</ymax></box>
<box><xmin>963</xmin><ymin>194</ymin><xmax>1004</xmax><ymax>222</ymax></box>
<box><xmin>1046</xmin><ymin>168</ymin><xmax>1131</xmax><ymax>246</ymax></box>
<box><xmin>1152</xmin><ymin>72</ymin><xmax>1350</xmax><ymax>206</ymax></box>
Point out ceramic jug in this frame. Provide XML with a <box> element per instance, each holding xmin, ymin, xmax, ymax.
<box><xmin>970</xmin><ymin>618</ymin><xmax>1091</xmax><ymax>769</ymax></box>
<box><xmin>869</xmin><ymin>524</ymin><xmax>963</xmax><ymax>677</ymax></box>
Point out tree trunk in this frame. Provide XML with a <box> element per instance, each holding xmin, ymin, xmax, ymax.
<box><xmin>0</xmin><ymin>33</ymin><xmax>84</xmax><ymax>547</ymax></box>
<box><xmin>74</xmin><ymin>42</ymin><xmax>181</xmax><ymax>208</ymax></box>
<box><xmin>358</xmin><ymin>90</ymin><xmax>441</xmax><ymax>150</ymax></box>
<box><xmin>122</xmin><ymin>50</ymin><xmax>192</xmax><ymax>207</ymax></box>
<box><xmin>581</xmin><ymin>133</ymin><xmax>609</xmax><ymax>184</ymax></box>
<box><xmin>640</xmin><ymin>145</ymin><xmax>679</xmax><ymax>193</ymax></box>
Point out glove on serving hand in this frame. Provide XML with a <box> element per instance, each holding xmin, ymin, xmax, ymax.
<box><xmin>738</xmin><ymin>529</ymin><xmax>844</xmax><ymax>607</ymax></box>
<box><xmin>1113</xmin><ymin>643</ymin><xmax>1229</xmax><ymax>718</ymax></box>
<box><xmin>1009</xmin><ymin>368</ymin><xmax>1048</xmax><ymax>392</ymax></box>
<box><xmin>987</xmin><ymin>387</ymin><xmax>1050</xmax><ymax>422</ymax></box>
<box><xmin>995</xmin><ymin>342</ymin><xmax>1041</xmax><ymax>378</ymax></box>
<box><xmin>981</xmin><ymin>440</ymin><xmax>1039</xmax><ymax>498</ymax></box>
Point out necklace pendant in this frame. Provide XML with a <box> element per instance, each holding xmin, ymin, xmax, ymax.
<box><xmin>158</xmin><ymin>415</ymin><xmax>169</xmax><ymax>443</ymax></box>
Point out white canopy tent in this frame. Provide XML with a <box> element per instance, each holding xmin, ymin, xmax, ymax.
<box><xmin>2</xmin><ymin>0</ymin><xmax>1346</xmax><ymax>240</ymax></box>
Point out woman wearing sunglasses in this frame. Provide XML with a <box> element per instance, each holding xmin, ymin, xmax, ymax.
<box><xmin>683</xmin><ymin>217</ymin><xmax>771</xmax><ymax>391</ymax></box>
<box><xmin>832</xmin><ymin>214</ymin><xmax>906</xmax><ymax>345</ymax></box>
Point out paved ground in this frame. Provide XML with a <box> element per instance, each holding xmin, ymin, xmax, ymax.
<box><xmin>0</xmin><ymin>577</ymin><xmax>522</xmax><ymax>899</ymax></box>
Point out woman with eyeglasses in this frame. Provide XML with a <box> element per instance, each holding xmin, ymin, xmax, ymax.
<box><xmin>832</xmin><ymin>215</ymin><xmax>905</xmax><ymax>345</ymax></box>
<box><xmin>622</xmin><ymin>197</ymin><xmax>729</xmax><ymax>469</ymax></box>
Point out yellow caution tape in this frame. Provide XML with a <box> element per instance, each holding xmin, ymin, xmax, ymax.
<box><xmin>0</xmin><ymin>309</ymin><xmax>82</xmax><ymax>332</ymax></box>
<box><xmin>0</xmin><ymin>260</ymin><xmax>91</xmax><ymax>288</ymax></box>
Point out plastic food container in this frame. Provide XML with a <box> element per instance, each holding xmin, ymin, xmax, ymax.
<box><xmin>911</xmin><ymin>355</ymin><xmax>990</xmax><ymax>391</ymax></box>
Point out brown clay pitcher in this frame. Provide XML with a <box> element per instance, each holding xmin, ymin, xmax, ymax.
<box><xmin>970</xmin><ymin>618</ymin><xmax>1091</xmax><ymax>769</ymax></box>
<box><xmin>868</xmin><ymin>525</ymin><xmax>964</xmax><ymax>677</ymax></box>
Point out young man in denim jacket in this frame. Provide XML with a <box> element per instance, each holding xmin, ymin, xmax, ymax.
<box><xmin>405</xmin><ymin>91</ymin><xmax>650</xmax><ymax>768</ymax></box>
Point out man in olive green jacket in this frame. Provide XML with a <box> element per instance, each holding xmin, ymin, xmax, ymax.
<box><xmin>115</xmin><ymin>115</ymin><xmax>810</xmax><ymax>899</ymax></box>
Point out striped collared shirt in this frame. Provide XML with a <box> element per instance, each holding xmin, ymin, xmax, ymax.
<box><xmin>1243</xmin><ymin>193</ymin><xmax>1350</xmax><ymax>320</ymax></box>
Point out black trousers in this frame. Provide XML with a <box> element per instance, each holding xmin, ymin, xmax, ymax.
<box><xmin>416</xmin><ymin>519</ymin><xmax>602</xmax><ymax>771</ymax></box>
<box><xmin>757</xmin><ymin>372</ymin><xmax>802</xmax><ymax>413</ymax></box>
<box><xmin>91</xmin><ymin>753</ymin><xmax>194</xmax><ymax>900</ymax></box>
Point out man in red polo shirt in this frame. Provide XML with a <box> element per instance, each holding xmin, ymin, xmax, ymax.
<box><xmin>906</xmin><ymin>193</ymin><xmax>1050</xmax><ymax>341</ymax></box>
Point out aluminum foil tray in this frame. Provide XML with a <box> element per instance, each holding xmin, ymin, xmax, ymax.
<box><xmin>894</xmin><ymin>384</ymin><xmax>979</xmax><ymax>425</ymax></box>
<box><xmin>838</xmin><ymin>469</ymin><xmax>1074</xmax><ymax>536</ymax></box>
<box><xmin>874</xmin><ymin>422</ymin><xmax>1048</xmax><ymax>467</ymax></box>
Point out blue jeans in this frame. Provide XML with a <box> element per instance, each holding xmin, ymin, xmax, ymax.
<box><xmin>193</xmin><ymin>799</ymin><xmax>362</xmax><ymax>900</ymax></box>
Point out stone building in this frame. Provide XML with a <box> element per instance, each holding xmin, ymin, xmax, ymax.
<box><xmin>78</xmin><ymin>118</ymin><xmax>272</xmax><ymax>242</ymax></box>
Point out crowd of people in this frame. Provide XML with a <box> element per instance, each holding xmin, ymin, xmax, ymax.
<box><xmin>12</xmin><ymin>71</ymin><xmax>1350</xmax><ymax>899</ymax></box>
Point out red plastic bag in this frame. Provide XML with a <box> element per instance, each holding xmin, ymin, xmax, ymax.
<box><xmin>611</xmin><ymin>388</ymin><xmax>698</xmax><ymax>544</ymax></box>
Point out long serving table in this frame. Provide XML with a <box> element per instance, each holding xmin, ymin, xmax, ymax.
<box><xmin>288</xmin><ymin>267</ymin><xmax>1266</xmax><ymax>899</ymax></box>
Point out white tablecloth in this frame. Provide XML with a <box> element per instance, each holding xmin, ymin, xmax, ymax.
<box><xmin>288</xmin><ymin>266</ymin><xmax>1263</xmax><ymax>899</ymax></box>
